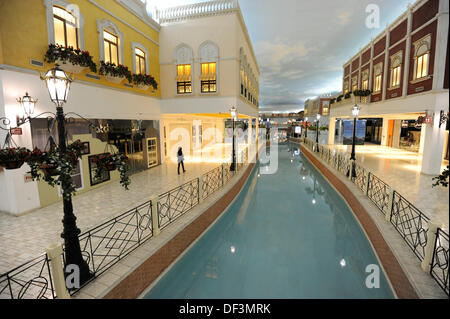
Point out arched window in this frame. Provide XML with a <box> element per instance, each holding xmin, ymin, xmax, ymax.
<box><xmin>53</xmin><ymin>6</ymin><xmax>78</xmax><ymax>48</ymax></box>
<box><xmin>199</xmin><ymin>41</ymin><xmax>219</xmax><ymax>93</ymax></box>
<box><xmin>389</xmin><ymin>51</ymin><xmax>402</xmax><ymax>89</ymax></box>
<box><xmin>174</xmin><ymin>44</ymin><xmax>194</xmax><ymax>94</ymax></box>
<box><xmin>44</xmin><ymin>0</ymin><xmax>85</xmax><ymax>49</ymax></box>
<box><xmin>132</xmin><ymin>42</ymin><xmax>150</xmax><ymax>75</ymax></box>
<box><xmin>413</xmin><ymin>34</ymin><xmax>431</xmax><ymax>81</ymax></box>
<box><xmin>373</xmin><ymin>62</ymin><xmax>383</xmax><ymax>93</ymax></box>
<box><xmin>97</xmin><ymin>19</ymin><xmax>124</xmax><ymax>65</ymax></box>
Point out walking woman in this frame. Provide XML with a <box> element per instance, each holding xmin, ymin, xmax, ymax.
<box><xmin>177</xmin><ymin>147</ymin><xmax>186</xmax><ymax>175</ymax></box>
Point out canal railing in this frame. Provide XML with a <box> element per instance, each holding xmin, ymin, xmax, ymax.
<box><xmin>299</xmin><ymin>138</ymin><xmax>449</xmax><ymax>296</ymax></box>
<box><xmin>0</xmin><ymin>147</ymin><xmax>253</xmax><ymax>299</ymax></box>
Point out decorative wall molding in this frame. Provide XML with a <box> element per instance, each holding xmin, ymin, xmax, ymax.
<box><xmin>114</xmin><ymin>0</ymin><xmax>161</xmax><ymax>32</ymax></box>
<box><xmin>88</xmin><ymin>0</ymin><xmax>159</xmax><ymax>46</ymax></box>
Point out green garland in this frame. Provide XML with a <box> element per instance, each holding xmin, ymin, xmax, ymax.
<box><xmin>44</xmin><ymin>44</ymin><xmax>97</xmax><ymax>73</ymax></box>
<box><xmin>433</xmin><ymin>166</ymin><xmax>449</xmax><ymax>188</ymax></box>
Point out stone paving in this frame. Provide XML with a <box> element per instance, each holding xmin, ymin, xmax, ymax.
<box><xmin>0</xmin><ymin>160</ymin><xmax>223</xmax><ymax>274</ymax></box>
<box><xmin>324</xmin><ymin>143</ymin><xmax>449</xmax><ymax>232</ymax></box>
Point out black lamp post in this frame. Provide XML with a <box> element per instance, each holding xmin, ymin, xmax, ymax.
<box><xmin>349</xmin><ymin>104</ymin><xmax>360</xmax><ymax>178</ymax></box>
<box><xmin>315</xmin><ymin>113</ymin><xmax>320</xmax><ymax>152</ymax></box>
<box><xmin>41</xmin><ymin>67</ymin><xmax>93</xmax><ymax>285</ymax></box>
<box><xmin>230</xmin><ymin>106</ymin><xmax>238</xmax><ymax>172</ymax></box>
<box><xmin>304</xmin><ymin>117</ymin><xmax>308</xmax><ymax>142</ymax></box>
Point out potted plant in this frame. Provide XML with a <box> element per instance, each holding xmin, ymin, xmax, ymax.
<box><xmin>92</xmin><ymin>152</ymin><xmax>131</xmax><ymax>189</ymax></box>
<box><xmin>0</xmin><ymin>147</ymin><xmax>30</xmax><ymax>170</ymax></box>
<box><xmin>132</xmin><ymin>73</ymin><xmax>158</xmax><ymax>91</ymax></box>
<box><xmin>44</xmin><ymin>44</ymin><xmax>97</xmax><ymax>74</ymax></box>
<box><xmin>344</xmin><ymin>92</ymin><xmax>352</xmax><ymax>99</ymax></box>
<box><xmin>99</xmin><ymin>61</ymin><xmax>132</xmax><ymax>84</ymax></box>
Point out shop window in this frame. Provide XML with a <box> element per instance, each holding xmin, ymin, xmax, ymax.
<box><xmin>88</xmin><ymin>154</ymin><xmax>110</xmax><ymax>186</ymax></box>
<box><xmin>177</xmin><ymin>64</ymin><xmax>192</xmax><ymax>94</ymax></box>
<box><xmin>201</xmin><ymin>62</ymin><xmax>217</xmax><ymax>93</ymax></box>
<box><xmin>53</xmin><ymin>6</ymin><xmax>78</xmax><ymax>49</ymax></box>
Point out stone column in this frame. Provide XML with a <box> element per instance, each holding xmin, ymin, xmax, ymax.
<box><xmin>421</xmin><ymin>111</ymin><xmax>447</xmax><ymax>175</ymax></box>
<box><xmin>328</xmin><ymin>117</ymin><xmax>336</xmax><ymax>145</ymax></box>
<box><xmin>382</xmin><ymin>29</ymin><xmax>390</xmax><ymax>101</ymax></box>
<box><xmin>402</xmin><ymin>5</ymin><xmax>413</xmax><ymax>98</ymax></box>
<box><xmin>432</xmin><ymin>0</ymin><xmax>450</xmax><ymax>90</ymax></box>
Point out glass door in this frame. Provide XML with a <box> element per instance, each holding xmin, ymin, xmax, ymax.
<box><xmin>146</xmin><ymin>138</ymin><xmax>158</xmax><ymax>168</ymax></box>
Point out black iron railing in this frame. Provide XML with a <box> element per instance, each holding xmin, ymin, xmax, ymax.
<box><xmin>0</xmin><ymin>150</ymin><xmax>255</xmax><ymax>299</ymax></box>
<box><xmin>75</xmin><ymin>200</ymin><xmax>154</xmax><ymax>285</ymax></box>
<box><xmin>352</xmin><ymin>163</ymin><xmax>367</xmax><ymax>192</ymax></box>
<box><xmin>431</xmin><ymin>229</ymin><xmax>449</xmax><ymax>295</ymax></box>
<box><xmin>158</xmin><ymin>179</ymin><xmax>200</xmax><ymax>230</ymax></box>
<box><xmin>0</xmin><ymin>254</ymin><xmax>55</xmax><ymax>299</ymax></box>
<box><xmin>301</xmin><ymin>138</ymin><xmax>449</xmax><ymax>296</ymax></box>
<box><xmin>202</xmin><ymin>166</ymin><xmax>223</xmax><ymax>200</ymax></box>
<box><xmin>390</xmin><ymin>192</ymin><xmax>429</xmax><ymax>261</ymax></box>
<box><xmin>367</xmin><ymin>173</ymin><xmax>390</xmax><ymax>215</ymax></box>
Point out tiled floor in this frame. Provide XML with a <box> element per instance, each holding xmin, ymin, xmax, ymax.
<box><xmin>0</xmin><ymin>160</ymin><xmax>223</xmax><ymax>274</ymax></box>
<box><xmin>326</xmin><ymin>144</ymin><xmax>449</xmax><ymax>231</ymax></box>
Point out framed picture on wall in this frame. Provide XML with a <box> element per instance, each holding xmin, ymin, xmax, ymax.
<box><xmin>80</xmin><ymin>142</ymin><xmax>90</xmax><ymax>155</ymax></box>
<box><xmin>88</xmin><ymin>154</ymin><xmax>110</xmax><ymax>186</ymax></box>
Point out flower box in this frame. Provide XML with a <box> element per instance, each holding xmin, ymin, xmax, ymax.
<box><xmin>105</xmin><ymin>75</ymin><xmax>125</xmax><ymax>84</ymax></box>
<box><xmin>103</xmin><ymin>163</ymin><xmax>117</xmax><ymax>171</ymax></box>
<box><xmin>56</xmin><ymin>59</ymin><xmax>87</xmax><ymax>74</ymax></box>
<box><xmin>137</xmin><ymin>84</ymin><xmax>150</xmax><ymax>91</ymax></box>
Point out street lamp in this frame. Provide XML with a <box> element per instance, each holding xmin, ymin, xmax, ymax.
<box><xmin>230</xmin><ymin>106</ymin><xmax>238</xmax><ymax>172</ymax></box>
<box><xmin>349</xmin><ymin>104</ymin><xmax>360</xmax><ymax>178</ymax></box>
<box><xmin>304</xmin><ymin>117</ymin><xmax>308</xmax><ymax>142</ymax></box>
<box><xmin>41</xmin><ymin>67</ymin><xmax>93</xmax><ymax>285</ymax></box>
<box><xmin>16</xmin><ymin>93</ymin><xmax>38</xmax><ymax>126</ymax></box>
<box><xmin>315</xmin><ymin>114</ymin><xmax>321</xmax><ymax>152</ymax></box>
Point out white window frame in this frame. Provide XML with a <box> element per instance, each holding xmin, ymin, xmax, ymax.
<box><xmin>411</xmin><ymin>33</ymin><xmax>432</xmax><ymax>83</ymax></box>
<box><xmin>174</xmin><ymin>44</ymin><xmax>194</xmax><ymax>95</ymax></box>
<box><xmin>97</xmin><ymin>19</ymin><xmax>124</xmax><ymax>65</ymax></box>
<box><xmin>352</xmin><ymin>76</ymin><xmax>358</xmax><ymax>92</ymax></box>
<box><xmin>44</xmin><ymin>0</ymin><xmax>85</xmax><ymax>49</ymax></box>
<box><xmin>373</xmin><ymin>62</ymin><xmax>383</xmax><ymax>93</ymax></box>
<box><xmin>389</xmin><ymin>51</ymin><xmax>403</xmax><ymax>90</ymax></box>
<box><xmin>131</xmin><ymin>42</ymin><xmax>150</xmax><ymax>75</ymax></box>
<box><xmin>199</xmin><ymin>41</ymin><xmax>219</xmax><ymax>95</ymax></box>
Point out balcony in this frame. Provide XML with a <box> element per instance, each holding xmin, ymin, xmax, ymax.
<box><xmin>157</xmin><ymin>0</ymin><xmax>239</xmax><ymax>24</ymax></box>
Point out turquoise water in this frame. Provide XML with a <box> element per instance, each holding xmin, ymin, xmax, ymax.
<box><xmin>143</xmin><ymin>143</ymin><xmax>395</xmax><ymax>299</ymax></box>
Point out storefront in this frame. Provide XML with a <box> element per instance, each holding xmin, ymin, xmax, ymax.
<box><xmin>399</xmin><ymin>120</ymin><xmax>422</xmax><ymax>153</ymax></box>
<box><xmin>365</xmin><ymin>118</ymin><xmax>383</xmax><ymax>145</ymax></box>
<box><xmin>30</xmin><ymin>118</ymin><xmax>161</xmax><ymax>181</ymax></box>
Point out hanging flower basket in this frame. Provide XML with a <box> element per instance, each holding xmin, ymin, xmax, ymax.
<box><xmin>40</xmin><ymin>163</ymin><xmax>59</xmax><ymax>177</ymax></box>
<box><xmin>0</xmin><ymin>147</ymin><xmax>30</xmax><ymax>170</ymax></box>
<box><xmin>1</xmin><ymin>160</ymin><xmax>25</xmax><ymax>170</ymax></box>
<box><xmin>92</xmin><ymin>152</ymin><xmax>131</xmax><ymax>189</ymax></box>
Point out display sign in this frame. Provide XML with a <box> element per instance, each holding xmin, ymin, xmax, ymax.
<box><xmin>10</xmin><ymin>127</ymin><xmax>22</xmax><ymax>135</ymax></box>
<box><xmin>294</xmin><ymin>126</ymin><xmax>302</xmax><ymax>134</ymax></box>
<box><xmin>343</xmin><ymin>120</ymin><xmax>366</xmax><ymax>145</ymax></box>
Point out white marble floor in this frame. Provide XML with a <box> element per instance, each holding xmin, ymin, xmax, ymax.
<box><xmin>326</xmin><ymin>144</ymin><xmax>449</xmax><ymax>231</ymax></box>
<box><xmin>0</xmin><ymin>160</ymin><xmax>222</xmax><ymax>273</ymax></box>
